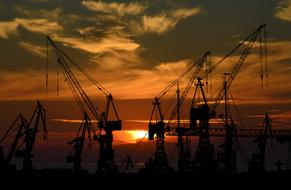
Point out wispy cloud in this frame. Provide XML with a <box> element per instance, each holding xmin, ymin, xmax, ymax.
<box><xmin>77</xmin><ymin>26</ymin><xmax>101</xmax><ymax>35</ymax></box>
<box><xmin>0</xmin><ymin>18</ymin><xmax>63</xmax><ymax>39</ymax></box>
<box><xmin>52</xmin><ymin>34</ymin><xmax>140</xmax><ymax>54</ymax></box>
<box><xmin>17</xmin><ymin>18</ymin><xmax>62</xmax><ymax>34</ymax></box>
<box><xmin>170</xmin><ymin>7</ymin><xmax>201</xmax><ymax>19</ymax></box>
<box><xmin>141</xmin><ymin>14</ymin><xmax>177</xmax><ymax>34</ymax></box>
<box><xmin>275</xmin><ymin>0</ymin><xmax>291</xmax><ymax>22</ymax></box>
<box><xmin>19</xmin><ymin>41</ymin><xmax>46</xmax><ymax>57</ymax></box>
<box><xmin>155</xmin><ymin>59</ymin><xmax>189</xmax><ymax>73</ymax></box>
<box><xmin>133</xmin><ymin>7</ymin><xmax>202</xmax><ymax>34</ymax></box>
<box><xmin>0</xmin><ymin>21</ymin><xmax>19</xmax><ymax>39</ymax></box>
<box><xmin>81</xmin><ymin>1</ymin><xmax>201</xmax><ymax>35</ymax></box>
<box><xmin>14</xmin><ymin>6</ymin><xmax>61</xmax><ymax>20</ymax></box>
<box><xmin>81</xmin><ymin>0</ymin><xmax>147</xmax><ymax>16</ymax></box>
<box><xmin>89</xmin><ymin>50</ymin><xmax>142</xmax><ymax>70</ymax></box>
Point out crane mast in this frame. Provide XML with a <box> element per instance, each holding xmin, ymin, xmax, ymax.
<box><xmin>191</xmin><ymin>78</ymin><xmax>215</xmax><ymax>173</ymax></box>
<box><xmin>146</xmin><ymin>98</ymin><xmax>169</xmax><ymax>173</ymax></box>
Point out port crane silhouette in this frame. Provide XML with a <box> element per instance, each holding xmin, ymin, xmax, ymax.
<box><xmin>47</xmin><ymin>36</ymin><xmax>121</xmax><ymax>173</ymax></box>
<box><xmin>0</xmin><ymin>101</ymin><xmax>47</xmax><ymax>172</ymax></box>
<box><xmin>143</xmin><ymin>24</ymin><xmax>291</xmax><ymax>174</ymax></box>
<box><xmin>167</xmin><ymin>24</ymin><xmax>287</xmax><ymax>173</ymax></box>
<box><xmin>141</xmin><ymin>51</ymin><xmax>210</xmax><ymax>173</ymax></box>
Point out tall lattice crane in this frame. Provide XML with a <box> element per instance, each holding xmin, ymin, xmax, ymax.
<box><xmin>190</xmin><ymin>24</ymin><xmax>267</xmax><ymax>173</ymax></box>
<box><xmin>47</xmin><ymin>36</ymin><xmax>121</xmax><ymax>173</ymax></box>
<box><xmin>144</xmin><ymin>51</ymin><xmax>210</xmax><ymax>173</ymax></box>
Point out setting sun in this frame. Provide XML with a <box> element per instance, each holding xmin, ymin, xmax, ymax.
<box><xmin>128</xmin><ymin>130</ymin><xmax>148</xmax><ymax>141</ymax></box>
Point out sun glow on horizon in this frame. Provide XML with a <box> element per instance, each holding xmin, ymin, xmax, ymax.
<box><xmin>127</xmin><ymin>130</ymin><xmax>148</xmax><ymax>141</ymax></box>
<box><xmin>113</xmin><ymin>130</ymin><xmax>148</xmax><ymax>144</ymax></box>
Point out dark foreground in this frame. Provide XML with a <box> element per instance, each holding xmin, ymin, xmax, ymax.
<box><xmin>1</xmin><ymin>170</ymin><xmax>291</xmax><ymax>188</ymax></box>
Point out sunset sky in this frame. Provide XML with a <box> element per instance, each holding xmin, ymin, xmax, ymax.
<box><xmin>1</xmin><ymin>0</ymin><xmax>291</xmax><ymax>172</ymax></box>
<box><xmin>0</xmin><ymin>0</ymin><xmax>291</xmax><ymax>127</ymax></box>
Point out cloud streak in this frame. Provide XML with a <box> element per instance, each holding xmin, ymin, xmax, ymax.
<box><xmin>0</xmin><ymin>21</ymin><xmax>19</xmax><ymax>39</ymax></box>
<box><xmin>275</xmin><ymin>0</ymin><xmax>291</xmax><ymax>22</ymax></box>
<box><xmin>0</xmin><ymin>18</ymin><xmax>63</xmax><ymax>39</ymax></box>
<box><xmin>19</xmin><ymin>41</ymin><xmax>46</xmax><ymax>57</ymax></box>
<box><xmin>14</xmin><ymin>7</ymin><xmax>62</xmax><ymax>20</ymax></box>
<box><xmin>142</xmin><ymin>14</ymin><xmax>177</xmax><ymax>34</ymax></box>
<box><xmin>82</xmin><ymin>0</ymin><xmax>146</xmax><ymax>16</ymax></box>
<box><xmin>171</xmin><ymin>7</ymin><xmax>202</xmax><ymax>19</ymax></box>
<box><xmin>135</xmin><ymin>7</ymin><xmax>202</xmax><ymax>34</ymax></box>
<box><xmin>52</xmin><ymin>34</ymin><xmax>140</xmax><ymax>54</ymax></box>
<box><xmin>81</xmin><ymin>1</ymin><xmax>201</xmax><ymax>35</ymax></box>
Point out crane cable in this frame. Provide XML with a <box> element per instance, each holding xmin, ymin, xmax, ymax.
<box><xmin>263</xmin><ymin>27</ymin><xmax>269</xmax><ymax>91</ymax></box>
<box><xmin>59</xmin><ymin>48</ymin><xmax>110</xmax><ymax>96</ymax></box>
<box><xmin>199</xmin><ymin>25</ymin><xmax>266</xmax><ymax>79</ymax></box>
<box><xmin>0</xmin><ymin>116</ymin><xmax>21</xmax><ymax>143</ymax></box>
<box><xmin>210</xmin><ymin>30</ymin><xmax>262</xmax><ymax>113</ymax></box>
<box><xmin>163</xmin><ymin>93</ymin><xmax>178</xmax><ymax>121</ymax></box>
<box><xmin>56</xmin><ymin>47</ymin><xmax>101</xmax><ymax>121</ymax></box>
<box><xmin>155</xmin><ymin>58</ymin><xmax>198</xmax><ymax>99</ymax></box>
<box><xmin>229</xmin><ymin>90</ymin><xmax>246</xmax><ymax>129</ymax></box>
<box><xmin>46</xmin><ymin>38</ymin><xmax>49</xmax><ymax>97</ymax></box>
<box><xmin>63</xmin><ymin>69</ymin><xmax>87</xmax><ymax>116</ymax></box>
<box><xmin>259</xmin><ymin>33</ymin><xmax>264</xmax><ymax>90</ymax></box>
<box><xmin>47</xmin><ymin>37</ymin><xmax>110</xmax><ymax>96</ymax></box>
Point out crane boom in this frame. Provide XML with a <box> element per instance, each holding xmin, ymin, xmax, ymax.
<box><xmin>26</xmin><ymin>101</ymin><xmax>47</xmax><ymax>153</ymax></box>
<box><xmin>47</xmin><ymin>36</ymin><xmax>101</xmax><ymax>121</ymax></box>
<box><xmin>199</xmin><ymin>24</ymin><xmax>266</xmax><ymax>79</ymax></box>
<box><xmin>5</xmin><ymin>114</ymin><xmax>29</xmax><ymax>163</ymax></box>
<box><xmin>211</xmin><ymin>25</ymin><xmax>266</xmax><ymax>113</ymax></box>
